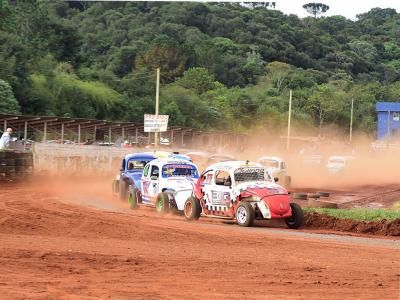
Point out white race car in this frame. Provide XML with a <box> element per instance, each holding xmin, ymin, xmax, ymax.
<box><xmin>257</xmin><ymin>156</ymin><xmax>291</xmax><ymax>189</ymax></box>
<box><xmin>127</xmin><ymin>158</ymin><xmax>200</xmax><ymax>212</ymax></box>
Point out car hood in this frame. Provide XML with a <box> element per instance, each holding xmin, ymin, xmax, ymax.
<box><xmin>265</xmin><ymin>167</ymin><xmax>280</xmax><ymax>174</ymax></box>
<box><xmin>164</xmin><ymin>177</ymin><xmax>197</xmax><ymax>191</ymax></box>
<box><xmin>233</xmin><ymin>181</ymin><xmax>287</xmax><ymax>198</ymax></box>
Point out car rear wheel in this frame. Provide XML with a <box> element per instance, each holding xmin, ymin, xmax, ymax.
<box><xmin>112</xmin><ymin>180</ymin><xmax>119</xmax><ymax>195</ymax></box>
<box><xmin>184</xmin><ymin>197</ymin><xmax>201</xmax><ymax>220</ymax></box>
<box><xmin>119</xmin><ymin>179</ymin><xmax>127</xmax><ymax>200</ymax></box>
<box><xmin>285</xmin><ymin>203</ymin><xmax>304</xmax><ymax>229</ymax></box>
<box><xmin>156</xmin><ymin>192</ymin><xmax>169</xmax><ymax>213</ymax></box>
<box><xmin>128</xmin><ymin>186</ymin><xmax>139</xmax><ymax>209</ymax></box>
<box><xmin>235</xmin><ymin>202</ymin><xmax>255</xmax><ymax>227</ymax></box>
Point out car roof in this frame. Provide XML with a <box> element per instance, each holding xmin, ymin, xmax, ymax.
<box><xmin>124</xmin><ymin>152</ymin><xmax>157</xmax><ymax>161</ymax></box>
<box><xmin>185</xmin><ymin>151</ymin><xmax>209</xmax><ymax>157</ymax></box>
<box><xmin>150</xmin><ymin>157</ymin><xmax>198</xmax><ymax>168</ymax></box>
<box><xmin>258</xmin><ymin>156</ymin><xmax>283</xmax><ymax>163</ymax></box>
<box><xmin>204</xmin><ymin>160</ymin><xmax>264</xmax><ymax>172</ymax></box>
<box><xmin>209</xmin><ymin>153</ymin><xmax>235</xmax><ymax>159</ymax></box>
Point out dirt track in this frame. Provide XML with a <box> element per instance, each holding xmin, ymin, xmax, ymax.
<box><xmin>0</xmin><ymin>179</ymin><xmax>399</xmax><ymax>299</ymax></box>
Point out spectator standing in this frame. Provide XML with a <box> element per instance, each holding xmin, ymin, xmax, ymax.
<box><xmin>0</xmin><ymin>128</ymin><xmax>13</xmax><ymax>150</ymax></box>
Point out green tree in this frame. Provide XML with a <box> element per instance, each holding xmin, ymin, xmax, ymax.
<box><xmin>303</xmin><ymin>3</ymin><xmax>330</xmax><ymax>18</ymax></box>
<box><xmin>0</xmin><ymin>79</ymin><xmax>20</xmax><ymax>114</ymax></box>
<box><xmin>176</xmin><ymin>67</ymin><xmax>217</xmax><ymax>94</ymax></box>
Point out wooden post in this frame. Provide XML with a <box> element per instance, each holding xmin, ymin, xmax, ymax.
<box><xmin>61</xmin><ymin>123</ymin><xmax>64</xmax><ymax>144</ymax></box>
<box><xmin>349</xmin><ymin>98</ymin><xmax>354</xmax><ymax>143</ymax></box>
<box><xmin>93</xmin><ymin>125</ymin><xmax>97</xmax><ymax>142</ymax></box>
<box><xmin>109</xmin><ymin>125</ymin><xmax>112</xmax><ymax>144</ymax></box>
<box><xmin>24</xmin><ymin>121</ymin><xmax>28</xmax><ymax>150</ymax></box>
<box><xmin>43</xmin><ymin>121</ymin><xmax>47</xmax><ymax>142</ymax></box>
<box><xmin>286</xmin><ymin>90</ymin><xmax>292</xmax><ymax>151</ymax></box>
<box><xmin>78</xmin><ymin>124</ymin><xmax>81</xmax><ymax>144</ymax></box>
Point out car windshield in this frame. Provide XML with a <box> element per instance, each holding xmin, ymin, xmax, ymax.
<box><xmin>162</xmin><ymin>164</ymin><xmax>199</xmax><ymax>178</ymax></box>
<box><xmin>329</xmin><ymin>158</ymin><xmax>345</xmax><ymax>164</ymax></box>
<box><xmin>259</xmin><ymin>160</ymin><xmax>279</xmax><ymax>168</ymax></box>
<box><xmin>208</xmin><ymin>156</ymin><xmax>232</xmax><ymax>163</ymax></box>
<box><xmin>127</xmin><ymin>159</ymin><xmax>152</xmax><ymax>171</ymax></box>
<box><xmin>234</xmin><ymin>167</ymin><xmax>267</xmax><ymax>182</ymax></box>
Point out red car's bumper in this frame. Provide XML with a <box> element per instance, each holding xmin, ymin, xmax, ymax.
<box><xmin>263</xmin><ymin>194</ymin><xmax>292</xmax><ymax>219</ymax></box>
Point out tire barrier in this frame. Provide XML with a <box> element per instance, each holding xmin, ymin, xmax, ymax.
<box><xmin>0</xmin><ymin>150</ymin><xmax>33</xmax><ymax>182</ymax></box>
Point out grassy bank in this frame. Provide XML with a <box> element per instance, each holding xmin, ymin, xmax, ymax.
<box><xmin>304</xmin><ymin>208</ymin><xmax>400</xmax><ymax>222</ymax></box>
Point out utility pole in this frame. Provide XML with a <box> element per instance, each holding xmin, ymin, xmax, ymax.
<box><xmin>154</xmin><ymin>67</ymin><xmax>160</xmax><ymax>149</ymax></box>
<box><xmin>349</xmin><ymin>98</ymin><xmax>354</xmax><ymax>143</ymax></box>
<box><xmin>286</xmin><ymin>90</ymin><xmax>292</xmax><ymax>151</ymax></box>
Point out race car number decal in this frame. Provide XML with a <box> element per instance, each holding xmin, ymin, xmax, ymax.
<box><xmin>211</xmin><ymin>191</ymin><xmax>231</xmax><ymax>205</ymax></box>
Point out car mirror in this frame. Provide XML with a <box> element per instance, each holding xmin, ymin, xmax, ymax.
<box><xmin>150</xmin><ymin>175</ymin><xmax>158</xmax><ymax>180</ymax></box>
<box><xmin>274</xmin><ymin>177</ymin><xmax>279</xmax><ymax>183</ymax></box>
<box><xmin>120</xmin><ymin>168</ymin><xmax>124</xmax><ymax>172</ymax></box>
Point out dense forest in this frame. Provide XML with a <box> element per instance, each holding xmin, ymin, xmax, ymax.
<box><xmin>0</xmin><ymin>1</ymin><xmax>400</xmax><ymax>135</ymax></box>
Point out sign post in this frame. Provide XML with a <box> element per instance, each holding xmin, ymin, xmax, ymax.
<box><xmin>154</xmin><ymin>68</ymin><xmax>160</xmax><ymax>148</ymax></box>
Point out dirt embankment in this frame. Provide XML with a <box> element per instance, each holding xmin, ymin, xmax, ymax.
<box><xmin>304</xmin><ymin>212</ymin><xmax>400</xmax><ymax>236</ymax></box>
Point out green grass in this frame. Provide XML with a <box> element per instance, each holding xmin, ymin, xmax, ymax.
<box><xmin>304</xmin><ymin>208</ymin><xmax>400</xmax><ymax>222</ymax></box>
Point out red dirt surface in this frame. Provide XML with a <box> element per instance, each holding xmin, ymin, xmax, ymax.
<box><xmin>0</xmin><ymin>178</ymin><xmax>399</xmax><ymax>299</ymax></box>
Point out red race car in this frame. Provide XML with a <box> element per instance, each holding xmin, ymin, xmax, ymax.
<box><xmin>183</xmin><ymin>161</ymin><xmax>304</xmax><ymax>228</ymax></box>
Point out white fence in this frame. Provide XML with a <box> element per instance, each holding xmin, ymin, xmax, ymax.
<box><xmin>33</xmin><ymin>143</ymin><xmax>160</xmax><ymax>175</ymax></box>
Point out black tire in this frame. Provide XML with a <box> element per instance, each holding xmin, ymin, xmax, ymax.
<box><xmin>317</xmin><ymin>191</ymin><xmax>330</xmax><ymax>197</ymax></box>
<box><xmin>156</xmin><ymin>192</ymin><xmax>169</xmax><ymax>213</ymax></box>
<box><xmin>308</xmin><ymin>193</ymin><xmax>320</xmax><ymax>199</ymax></box>
<box><xmin>128</xmin><ymin>186</ymin><xmax>139</xmax><ymax>209</ymax></box>
<box><xmin>285</xmin><ymin>203</ymin><xmax>304</xmax><ymax>229</ymax></box>
<box><xmin>184</xmin><ymin>197</ymin><xmax>201</xmax><ymax>220</ymax></box>
<box><xmin>0</xmin><ymin>159</ymin><xmax>14</xmax><ymax>166</ymax></box>
<box><xmin>119</xmin><ymin>179</ymin><xmax>127</xmax><ymax>200</ymax></box>
<box><xmin>293</xmin><ymin>193</ymin><xmax>308</xmax><ymax>200</ymax></box>
<box><xmin>14</xmin><ymin>158</ymin><xmax>33</xmax><ymax>166</ymax></box>
<box><xmin>235</xmin><ymin>202</ymin><xmax>255</xmax><ymax>227</ymax></box>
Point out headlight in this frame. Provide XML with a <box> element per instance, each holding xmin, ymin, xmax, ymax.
<box><xmin>250</xmin><ymin>195</ymin><xmax>261</xmax><ymax>201</ymax></box>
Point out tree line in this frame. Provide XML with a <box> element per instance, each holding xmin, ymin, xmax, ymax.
<box><xmin>0</xmin><ymin>1</ymin><xmax>399</xmax><ymax>136</ymax></box>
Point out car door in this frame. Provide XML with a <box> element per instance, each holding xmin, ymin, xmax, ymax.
<box><xmin>206</xmin><ymin>170</ymin><xmax>233</xmax><ymax>214</ymax></box>
<box><xmin>148</xmin><ymin>165</ymin><xmax>160</xmax><ymax>204</ymax></box>
<box><xmin>140</xmin><ymin>163</ymin><xmax>152</xmax><ymax>204</ymax></box>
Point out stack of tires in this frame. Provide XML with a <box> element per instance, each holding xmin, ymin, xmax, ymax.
<box><xmin>0</xmin><ymin>150</ymin><xmax>34</xmax><ymax>182</ymax></box>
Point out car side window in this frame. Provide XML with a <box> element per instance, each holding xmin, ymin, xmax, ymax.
<box><xmin>150</xmin><ymin>165</ymin><xmax>159</xmax><ymax>178</ymax></box>
<box><xmin>143</xmin><ymin>164</ymin><xmax>150</xmax><ymax>177</ymax></box>
<box><xmin>215</xmin><ymin>171</ymin><xmax>231</xmax><ymax>186</ymax></box>
<box><xmin>121</xmin><ymin>159</ymin><xmax>126</xmax><ymax>171</ymax></box>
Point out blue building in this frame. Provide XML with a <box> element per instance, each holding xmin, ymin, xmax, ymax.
<box><xmin>376</xmin><ymin>102</ymin><xmax>400</xmax><ymax>140</ymax></box>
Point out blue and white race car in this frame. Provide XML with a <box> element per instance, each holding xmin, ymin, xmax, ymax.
<box><xmin>112</xmin><ymin>152</ymin><xmax>158</xmax><ymax>200</ymax></box>
<box><xmin>127</xmin><ymin>158</ymin><xmax>200</xmax><ymax>212</ymax></box>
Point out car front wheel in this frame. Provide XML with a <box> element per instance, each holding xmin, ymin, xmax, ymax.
<box><xmin>235</xmin><ymin>202</ymin><xmax>255</xmax><ymax>227</ymax></box>
<box><xmin>285</xmin><ymin>203</ymin><xmax>304</xmax><ymax>229</ymax></box>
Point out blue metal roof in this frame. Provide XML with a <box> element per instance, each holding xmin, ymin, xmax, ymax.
<box><xmin>376</xmin><ymin>102</ymin><xmax>400</xmax><ymax>112</ymax></box>
<box><xmin>124</xmin><ymin>152</ymin><xmax>157</xmax><ymax>161</ymax></box>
